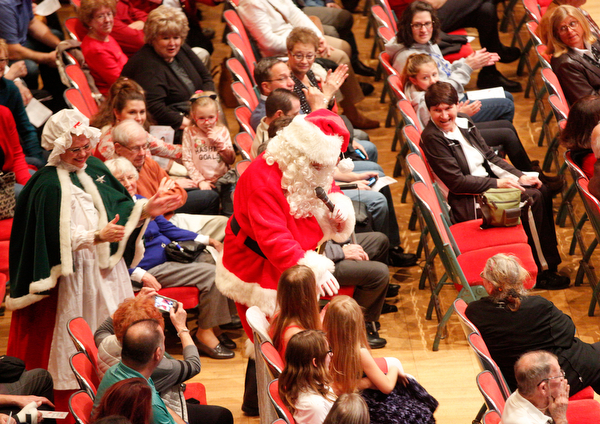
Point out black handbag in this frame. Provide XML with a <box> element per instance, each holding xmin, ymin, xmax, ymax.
<box><xmin>164</xmin><ymin>240</ymin><xmax>206</xmax><ymax>263</ymax></box>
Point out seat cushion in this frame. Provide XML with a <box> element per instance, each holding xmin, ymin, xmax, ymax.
<box><xmin>0</xmin><ymin>219</ymin><xmax>13</xmax><ymax>241</ymax></box>
<box><xmin>456</xmin><ymin>243</ymin><xmax>538</xmax><ymax>291</ymax></box>
<box><xmin>567</xmin><ymin>399</ymin><xmax>600</xmax><ymax>424</ymax></box>
<box><xmin>451</xmin><ymin>220</ymin><xmax>528</xmax><ymax>254</ymax></box>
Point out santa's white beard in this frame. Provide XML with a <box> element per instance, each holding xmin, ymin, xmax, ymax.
<box><xmin>283</xmin><ymin>165</ymin><xmax>335</xmax><ymax>219</ymax></box>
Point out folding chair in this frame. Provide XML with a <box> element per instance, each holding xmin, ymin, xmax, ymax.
<box><xmin>453</xmin><ymin>298</ymin><xmax>479</xmax><ymax>339</ymax></box>
<box><xmin>155</xmin><ymin>287</ymin><xmax>199</xmax><ymax>310</ymax></box>
<box><xmin>65</xmin><ymin>64</ymin><xmax>99</xmax><ymax>116</ymax></box>
<box><xmin>374</xmin><ymin>26</ymin><xmax>396</xmax><ymax>82</ymax></box>
<box><xmin>64</xmin><ymin>17</ymin><xmax>82</xmax><ymax>41</ymax></box>
<box><xmin>378</xmin><ymin>51</ymin><xmax>397</xmax><ymax>107</ymax></box>
<box><xmin>69</xmin><ymin>351</ymin><xmax>99</xmax><ymax>398</ymax></box>
<box><xmin>374</xmin><ymin>0</ymin><xmax>398</xmax><ymax>32</ymax></box>
<box><xmin>387</xmin><ymin>78</ymin><xmax>412</xmax><ymax>152</ymax></box>
<box><xmin>67</xmin><ymin>317</ymin><xmax>99</xmax><ymax>371</ymax></box>
<box><xmin>482</xmin><ymin>410</ymin><xmax>501</xmax><ymax>424</ymax></box>
<box><xmin>476</xmin><ymin>370</ymin><xmax>506</xmax><ymax>415</ymax></box>
<box><xmin>370</xmin><ymin>5</ymin><xmax>394</xmax><ymax>59</ymax></box>
<box><xmin>234</xmin><ymin>106</ymin><xmax>256</xmax><ymax>139</ymax></box>
<box><xmin>260</xmin><ymin>341</ymin><xmax>284</xmax><ymax>378</ymax></box>
<box><xmin>234</xmin><ymin>132</ymin><xmax>253</xmax><ymax>161</ymax></box>
<box><xmin>225</xmin><ymin>31</ymin><xmax>257</xmax><ymax>82</ymax></box>
<box><xmin>226</xmin><ymin>57</ymin><xmax>259</xmax><ymax>101</ymax></box>
<box><xmin>231</xmin><ymin>81</ymin><xmax>259</xmax><ymax>110</ymax></box>
<box><xmin>540</xmin><ymin>68</ymin><xmax>568</xmax><ymax>171</ymax></box>
<box><xmin>574</xmin><ymin>177</ymin><xmax>600</xmax><ymax>316</ymax></box>
<box><xmin>236</xmin><ymin>159</ymin><xmax>252</xmax><ymax>177</ymax></box>
<box><xmin>64</xmin><ymin>88</ymin><xmax>92</xmax><ymax>118</ymax></box>
<box><xmin>412</xmin><ymin>181</ymin><xmax>537</xmax><ymax>350</ymax></box>
<box><xmin>468</xmin><ymin>333</ymin><xmax>511</xmax><ymax>400</ymax></box>
<box><xmin>268</xmin><ymin>379</ymin><xmax>295</xmax><ymax>424</ymax></box>
<box><xmin>69</xmin><ymin>390</ymin><xmax>94</xmax><ymax>424</ymax></box>
<box><xmin>246</xmin><ymin>306</ymin><xmax>278</xmax><ymax>424</ymax></box>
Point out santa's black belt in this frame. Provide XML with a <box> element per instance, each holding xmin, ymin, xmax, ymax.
<box><xmin>230</xmin><ymin>215</ymin><xmax>266</xmax><ymax>259</ymax></box>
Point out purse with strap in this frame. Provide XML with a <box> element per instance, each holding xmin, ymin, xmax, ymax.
<box><xmin>0</xmin><ymin>171</ymin><xmax>16</xmax><ymax>220</ymax></box>
<box><xmin>479</xmin><ymin>187</ymin><xmax>523</xmax><ymax>228</ymax></box>
<box><xmin>164</xmin><ymin>240</ymin><xmax>206</xmax><ymax>263</ymax></box>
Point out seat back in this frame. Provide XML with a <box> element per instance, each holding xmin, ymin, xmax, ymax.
<box><xmin>371</xmin><ymin>5</ymin><xmax>393</xmax><ymax>30</ymax></box>
<box><xmin>225</xmin><ymin>31</ymin><xmax>257</xmax><ymax>80</ymax></box>
<box><xmin>576</xmin><ymin>178</ymin><xmax>600</xmax><ymax>240</ymax></box>
<box><xmin>236</xmin><ymin>159</ymin><xmax>252</xmax><ymax>177</ymax></box>
<box><xmin>234</xmin><ymin>131</ymin><xmax>254</xmax><ymax>161</ymax></box>
<box><xmin>468</xmin><ymin>333</ymin><xmax>511</xmax><ymax>399</ymax></box>
<box><xmin>375</xmin><ymin>0</ymin><xmax>398</xmax><ymax>32</ymax></box>
<box><xmin>260</xmin><ymin>341</ymin><xmax>284</xmax><ymax>378</ymax></box>
<box><xmin>379</xmin><ymin>52</ymin><xmax>397</xmax><ymax>78</ymax></box>
<box><xmin>482</xmin><ymin>410</ymin><xmax>501</xmax><ymax>424</ymax></box>
<box><xmin>403</xmin><ymin>126</ymin><xmax>426</xmax><ymax>158</ymax></box>
<box><xmin>476</xmin><ymin>370</ymin><xmax>506</xmax><ymax>415</ymax></box>
<box><xmin>234</xmin><ymin>106</ymin><xmax>257</xmax><ymax>139</ymax></box>
<box><xmin>541</xmin><ymin>67</ymin><xmax>567</xmax><ymax>104</ymax></box>
<box><xmin>397</xmin><ymin>99</ymin><xmax>423</xmax><ymax>132</ymax></box>
<box><xmin>453</xmin><ymin>298</ymin><xmax>480</xmax><ymax>339</ymax></box>
<box><xmin>65</xmin><ymin>64</ymin><xmax>99</xmax><ymax>116</ymax></box>
<box><xmin>268</xmin><ymin>380</ymin><xmax>295</xmax><ymax>424</ymax></box>
<box><xmin>522</xmin><ymin>0</ymin><xmax>542</xmax><ymax>23</ymax></box>
<box><xmin>64</xmin><ymin>88</ymin><xmax>92</xmax><ymax>118</ymax></box>
<box><xmin>548</xmin><ymin>94</ymin><xmax>569</xmax><ymax>122</ymax></box>
<box><xmin>232</xmin><ymin>81</ymin><xmax>259</xmax><ymax>110</ymax></box>
<box><xmin>69</xmin><ymin>351</ymin><xmax>99</xmax><ymax>398</ymax></box>
<box><xmin>67</xmin><ymin>317</ymin><xmax>99</xmax><ymax>371</ymax></box>
<box><xmin>565</xmin><ymin>151</ymin><xmax>588</xmax><ymax>183</ymax></box>
<box><xmin>64</xmin><ymin>17</ymin><xmax>82</xmax><ymax>41</ymax></box>
<box><xmin>535</xmin><ymin>44</ymin><xmax>551</xmax><ymax>70</ymax></box>
<box><xmin>227</xmin><ymin>57</ymin><xmax>258</xmax><ymax>100</ymax></box>
<box><xmin>69</xmin><ymin>390</ymin><xmax>94</xmax><ymax>424</ymax></box>
<box><xmin>526</xmin><ymin>21</ymin><xmax>542</xmax><ymax>47</ymax></box>
<box><xmin>376</xmin><ymin>26</ymin><xmax>395</xmax><ymax>45</ymax></box>
<box><xmin>387</xmin><ymin>75</ymin><xmax>407</xmax><ymax>102</ymax></box>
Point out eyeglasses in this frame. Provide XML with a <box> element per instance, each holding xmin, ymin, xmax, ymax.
<box><xmin>411</xmin><ymin>21</ymin><xmax>433</xmax><ymax>30</ymax></box>
<box><xmin>267</xmin><ymin>75</ymin><xmax>293</xmax><ymax>83</ymax></box>
<box><xmin>558</xmin><ymin>20</ymin><xmax>579</xmax><ymax>34</ymax></box>
<box><xmin>196</xmin><ymin>116</ymin><xmax>217</xmax><ymax>123</ymax></box>
<box><xmin>116</xmin><ymin>142</ymin><xmax>150</xmax><ymax>154</ymax></box>
<box><xmin>67</xmin><ymin>143</ymin><xmax>92</xmax><ymax>154</ymax></box>
<box><xmin>93</xmin><ymin>11</ymin><xmax>114</xmax><ymax>21</ymax></box>
<box><xmin>291</xmin><ymin>53</ymin><xmax>316</xmax><ymax>61</ymax></box>
<box><xmin>537</xmin><ymin>369</ymin><xmax>566</xmax><ymax>386</ymax></box>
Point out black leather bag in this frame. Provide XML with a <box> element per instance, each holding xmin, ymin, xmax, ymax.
<box><xmin>164</xmin><ymin>240</ymin><xmax>206</xmax><ymax>263</ymax></box>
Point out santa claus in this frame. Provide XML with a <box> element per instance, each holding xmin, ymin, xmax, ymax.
<box><xmin>216</xmin><ymin>109</ymin><xmax>356</xmax><ymax>336</ymax></box>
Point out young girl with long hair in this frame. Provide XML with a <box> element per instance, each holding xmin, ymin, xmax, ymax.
<box><xmin>269</xmin><ymin>265</ymin><xmax>321</xmax><ymax>359</ymax></box>
<box><xmin>91</xmin><ymin>77</ymin><xmax>182</xmax><ymax>164</ymax></box>
<box><xmin>323</xmin><ymin>296</ymin><xmax>438</xmax><ymax>424</ymax></box>
<box><xmin>182</xmin><ymin>91</ymin><xmax>236</xmax><ymax>216</ymax></box>
<box><xmin>279</xmin><ymin>330</ymin><xmax>337</xmax><ymax>424</ymax></box>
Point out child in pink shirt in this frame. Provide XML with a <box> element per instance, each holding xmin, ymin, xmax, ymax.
<box><xmin>182</xmin><ymin>92</ymin><xmax>236</xmax><ymax>215</ymax></box>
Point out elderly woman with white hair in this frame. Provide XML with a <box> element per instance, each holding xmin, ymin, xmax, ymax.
<box><xmin>6</xmin><ymin>109</ymin><xmax>181</xmax><ymax>391</ymax></box>
<box><xmin>121</xmin><ymin>5</ymin><xmax>215</xmax><ymax>133</ymax></box>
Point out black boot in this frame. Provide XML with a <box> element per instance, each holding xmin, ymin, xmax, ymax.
<box><xmin>366</xmin><ymin>321</ymin><xmax>386</xmax><ymax>349</ymax></box>
<box><xmin>241</xmin><ymin>359</ymin><xmax>259</xmax><ymax>416</ymax></box>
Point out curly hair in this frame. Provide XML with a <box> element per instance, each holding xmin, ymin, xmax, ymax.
<box><xmin>480</xmin><ymin>254</ymin><xmax>529</xmax><ymax>312</ymax></box>
<box><xmin>395</xmin><ymin>1</ymin><xmax>440</xmax><ymax>47</ymax></box>
<box><xmin>279</xmin><ymin>330</ymin><xmax>335</xmax><ymax>415</ymax></box>
<box><xmin>323</xmin><ymin>296</ymin><xmax>368</xmax><ymax>395</ymax></box>
<box><xmin>113</xmin><ymin>297</ymin><xmax>165</xmax><ymax>343</ymax></box>
<box><xmin>78</xmin><ymin>0</ymin><xmax>117</xmax><ymax>28</ymax></box>
<box><xmin>144</xmin><ymin>6</ymin><xmax>189</xmax><ymax>46</ymax></box>
<box><xmin>286</xmin><ymin>27</ymin><xmax>320</xmax><ymax>52</ymax></box>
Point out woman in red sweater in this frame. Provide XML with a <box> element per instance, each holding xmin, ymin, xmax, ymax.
<box><xmin>0</xmin><ymin>105</ymin><xmax>31</xmax><ymax>188</ymax></box>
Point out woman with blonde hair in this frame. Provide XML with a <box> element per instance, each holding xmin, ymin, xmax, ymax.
<box><xmin>278</xmin><ymin>330</ymin><xmax>337</xmax><ymax>424</ymax></box>
<box><xmin>323</xmin><ymin>296</ymin><xmax>437</xmax><ymax>424</ymax></box>
<box><xmin>269</xmin><ymin>265</ymin><xmax>321</xmax><ymax>358</ymax></box>
<box><xmin>539</xmin><ymin>5</ymin><xmax>600</xmax><ymax>105</ymax></box>
<box><xmin>121</xmin><ymin>6</ymin><xmax>215</xmax><ymax>134</ymax></box>
<box><xmin>322</xmin><ymin>393</ymin><xmax>369</xmax><ymax>424</ymax></box>
<box><xmin>466</xmin><ymin>254</ymin><xmax>600</xmax><ymax>396</ymax></box>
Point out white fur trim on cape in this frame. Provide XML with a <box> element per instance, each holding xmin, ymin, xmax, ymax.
<box><xmin>313</xmin><ymin>192</ymin><xmax>355</xmax><ymax>243</ymax></box>
<box><xmin>215</xmin><ymin>257</ymin><xmax>278</xmax><ymax>317</ymax></box>
<box><xmin>6</xmin><ymin>265</ymin><xmax>60</xmax><ymax>310</ymax></box>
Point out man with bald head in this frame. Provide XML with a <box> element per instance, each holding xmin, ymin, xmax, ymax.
<box><xmin>502</xmin><ymin>351</ymin><xmax>569</xmax><ymax>424</ymax></box>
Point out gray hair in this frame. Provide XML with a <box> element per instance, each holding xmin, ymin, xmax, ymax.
<box><xmin>515</xmin><ymin>351</ymin><xmax>558</xmax><ymax>397</ymax></box>
<box><xmin>144</xmin><ymin>5</ymin><xmax>189</xmax><ymax>46</ymax></box>
<box><xmin>481</xmin><ymin>254</ymin><xmax>529</xmax><ymax>309</ymax></box>
<box><xmin>112</xmin><ymin>119</ymin><xmax>147</xmax><ymax>149</ymax></box>
<box><xmin>105</xmin><ymin>157</ymin><xmax>139</xmax><ymax>180</ymax></box>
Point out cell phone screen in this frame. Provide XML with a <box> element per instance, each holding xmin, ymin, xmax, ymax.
<box><xmin>155</xmin><ymin>295</ymin><xmax>176</xmax><ymax>313</ymax></box>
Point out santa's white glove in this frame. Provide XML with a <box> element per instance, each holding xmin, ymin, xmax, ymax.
<box><xmin>332</xmin><ymin>204</ymin><xmax>348</xmax><ymax>223</ymax></box>
<box><xmin>318</xmin><ymin>271</ymin><xmax>340</xmax><ymax>297</ymax></box>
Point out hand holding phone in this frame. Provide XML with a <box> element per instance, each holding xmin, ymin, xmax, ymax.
<box><xmin>154</xmin><ymin>294</ymin><xmax>178</xmax><ymax>313</ymax></box>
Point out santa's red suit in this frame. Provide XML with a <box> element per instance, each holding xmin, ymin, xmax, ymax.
<box><xmin>215</xmin><ymin>110</ymin><xmax>355</xmax><ymax>337</ymax></box>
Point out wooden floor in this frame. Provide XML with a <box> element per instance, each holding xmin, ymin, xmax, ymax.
<box><xmin>4</xmin><ymin>2</ymin><xmax>600</xmax><ymax>423</ymax></box>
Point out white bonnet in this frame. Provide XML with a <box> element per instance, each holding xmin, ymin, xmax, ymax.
<box><xmin>42</xmin><ymin>109</ymin><xmax>101</xmax><ymax>166</ymax></box>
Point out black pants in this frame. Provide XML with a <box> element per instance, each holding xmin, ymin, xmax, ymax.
<box><xmin>175</xmin><ymin>188</ymin><xmax>221</xmax><ymax>215</ymax></box>
<box><xmin>187</xmin><ymin>402</ymin><xmax>233</xmax><ymax>424</ymax></box>
<box><xmin>477</xmin><ymin>120</ymin><xmax>533</xmax><ymax>172</ymax></box>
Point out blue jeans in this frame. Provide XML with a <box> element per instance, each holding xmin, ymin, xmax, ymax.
<box><xmin>464</xmin><ymin>91</ymin><xmax>514</xmax><ymax>123</ymax></box>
